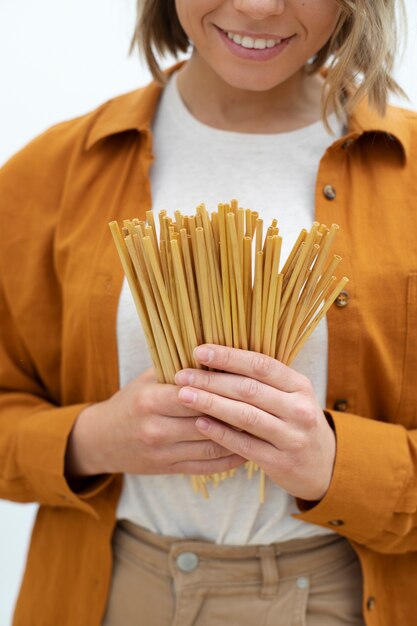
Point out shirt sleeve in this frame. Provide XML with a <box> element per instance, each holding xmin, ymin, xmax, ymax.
<box><xmin>0</xmin><ymin>126</ymin><xmax>115</xmax><ymax>517</ymax></box>
<box><xmin>293</xmin><ymin>409</ymin><xmax>417</xmax><ymax>553</ymax></box>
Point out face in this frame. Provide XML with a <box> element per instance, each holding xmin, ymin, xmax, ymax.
<box><xmin>174</xmin><ymin>0</ymin><xmax>341</xmax><ymax>92</ymax></box>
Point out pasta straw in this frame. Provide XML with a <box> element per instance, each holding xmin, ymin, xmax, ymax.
<box><xmin>109</xmin><ymin>222</ymin><xmax>164</xmax><ymax>382</ymax></box>
<box><xmin>110</xmin><ymin>202</ymin><xmax>348</xmax><ymax>502</ymax></box>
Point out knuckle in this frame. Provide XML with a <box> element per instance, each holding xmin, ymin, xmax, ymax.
<box><xmin>219</xmin><ymin>346</ymin><xmax>232</xmax><ymax>370</ymax></box>
<box><xmin>241</xmin><ymin>403</ymin><xmax>260</xmax><ymax>429</ymax></box>
<box><xmin>251</xmin><ymin>353</ymin><xmax>272</xmax><ymax>378</ymax></box>
<box><xmin>200</xmin><ymin>372</ymin><xmax>213</xmax><ymax>390</ymax></box>
<box><xmin>215</xmin><ymin>425</ymin><xmax>227</xmax><ymax>443</ymax></box>
<box><xmin>202</xmin><ymin>392</ymin><xmax>214</xmax><ymax>412</ymax></box>
<box><xmin>240</xmin><ymin>434</ymin><xmax>253</xmax><ymax>457</ymax></box>
<box><xmin>300</xmin><ymin>406</ymin><xmax>318</xmax><ymax>429</ymax></box>
<box><xmin>305</xmin><ymin>412</ymin><xmax>318</xmax><ymax>430</ymax></box>
<box><xmin>294</xmin><ymin>399</ymin><xmax>316</xmax><ymax>428</ymax></box>
<box><xmin>140</xmin><ymin>421</ymin><xmax>162</xmax><ymax>446</ymax></box>
<box><xmin>205</xmin><ymin>442</ymin><xmax>223</xmax><ymax>459</ymax></box>
<box><xmin>134</xmin><ymin>387</ymin><xmax>154</xmax><ymax>416</ymax></box>
<box><xmin>239</xmin><ymin>377</ymin><xmax>259</xmax><ymax>399</ymax></box>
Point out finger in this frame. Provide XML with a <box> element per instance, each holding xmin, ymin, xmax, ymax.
<box><xmin>131</xmin><ymin>369</ymin><xmax>200</xmax><ymax>417</ymax></box>
<box><xmin>133</xmin><ymin>382</ymin><xmax>201</xmax><ymax>417</ymax></box>
<box><xmin>178</xmin><ymin>386</ymin><xmax>290</xmax><ymax>446</ymax></box>
<box><xmin>148</xmin><ymin>416</ymin><xmax>222</xmax><ymax>444</ymax></box>
<box><xmin>169</xmin><ymin>454</ymin><xmax>246</xmax><ymax>476</ymax></box>
<box><xmin>168</xmin><ymin>440</ymin><xmax>238</xmax><ymax>462</ymax></box>
<box><xmin>176</xmin><ymin>369</ymin><xmax>297</xmax><ymax>420</ymax></box>
<box><xmin>194</xmin><ymin>417</ymin><xmax>277</xmax><ymax>468</ymax></box>
<box><xmin>193</xmin><ymin>345</ymin><xmax>303</xmax><ymax>392</ymax></box>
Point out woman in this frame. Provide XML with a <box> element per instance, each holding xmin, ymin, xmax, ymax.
<box><xmin>1</xmin><ymin>0</ymin><xmax>416</xmax><ymax>624</ymax></box>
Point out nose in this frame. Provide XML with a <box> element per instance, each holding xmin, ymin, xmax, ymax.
<box><xmin>232</xmin><ymin>0</ymin><xmax>286</xmax><ymax>19</ymax></box>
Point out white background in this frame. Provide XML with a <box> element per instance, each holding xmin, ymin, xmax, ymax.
<box><xmin>0</xmin><ymin>1</ymin><xmax>416</xmax><ymax>624</ymax></box>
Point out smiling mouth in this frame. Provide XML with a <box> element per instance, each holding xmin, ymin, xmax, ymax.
<box><xmin>220</xmin><ymin>28</ymin><xmax>292</xmax><ymax>50</ymax></box>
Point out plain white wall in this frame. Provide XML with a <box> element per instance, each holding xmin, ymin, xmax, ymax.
<box><xmin>0</xmin><ymin>2</ymin><xmax>153</xmax><ymax>624</ymax></box>
<box><xmin>0</xmin><ymin>2</ymin><xmax>416</xmax><ymax>625</ymax></box>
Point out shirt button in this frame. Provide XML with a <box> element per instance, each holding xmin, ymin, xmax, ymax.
<box><xmin>323</xmin><ymin>184</ymin><xmax>337</xmax><ymax>200</ymax></box>
<box><xmin>342</xmin><ymin>138</ymin><xmax>354</xmax><ymax>150</ymax></box>
<box><xmin>335</xmin><ymin>290</ymin><xmax>349</xmax><ymax>307</ymax></box>
<box><xmin>328</xmin><ymin>519</ymin><xmax>345</xmax><ymax>527</ymax></box>
<box><xmin>333</xmin><ymin>399</ymin><xmax>348</xmax><ymax>412</ymax></box>
<box><xmin>176</xmin><ymin>552</ymin><xmax>199</xmax><ymax>572</ymax></box>
<box><xmin>366</xmin><ymin>596</ymin><xmax>376</xmax><ymax>611</ymax></box>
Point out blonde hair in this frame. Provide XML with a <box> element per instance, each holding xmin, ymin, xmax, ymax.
<box><xmin>131</xmin><ymin>0</ymin><xmax>406</xmax><ymax>123</ymax></box>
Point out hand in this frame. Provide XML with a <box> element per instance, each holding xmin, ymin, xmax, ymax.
<box><xmin>175</xmin><ymin>345</ymin><xmax>336</xmax><ymax>501</ymax></box>
<box><xmin>65</xmin><ymin>368</ymin><xmax>245</xmax><ymax>480</ymax></box>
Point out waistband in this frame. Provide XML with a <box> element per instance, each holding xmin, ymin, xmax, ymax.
<box><xmin>116</xmin><ymin>519</ymin><xmax>355</xmax><ymax>583</ymax></box>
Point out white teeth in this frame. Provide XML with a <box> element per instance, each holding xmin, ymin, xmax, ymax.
<box><xmin>226</xmin><ymin>31</ymin><xmax>281</xmax><ymax>50</ymax></box>
<box><xmin>241</xmin><ymin>36</ymin><xmax>255</xmax><ymax>49</ymax></box>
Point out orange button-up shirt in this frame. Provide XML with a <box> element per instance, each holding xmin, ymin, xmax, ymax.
<box><xmin>1</xmin><ymin>67</ymin><xmax>417</xmax><ymax>625</ymax></box>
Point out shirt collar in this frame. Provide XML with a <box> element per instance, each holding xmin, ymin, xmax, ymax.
<box><xmin>84</xmin><ymin>88</ymin><xmax>159</xmax><ymax>149</ymax></box>
<box><xmin>85</xmin><ymin>63</ymin><xmax>410</xmax><ymax>162</ymax></box>
<box><xmin>85</xmin><ymin>63</ymin><xmax>181</xmax><ymax>150</ymax></box>
<box><xmin>345</xmin><ymin>96</ymin><xmax>410</xmax><ymax>161</ymax></box>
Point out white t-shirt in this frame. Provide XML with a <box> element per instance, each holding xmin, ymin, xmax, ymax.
<box><xmin>116</xmin><ymin>72</ymin><xmax>338</xmax><ymax>544</ymax></box>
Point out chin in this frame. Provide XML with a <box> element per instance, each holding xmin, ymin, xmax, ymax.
<box><xmin>216</xmin><ymin>65</ymin><xmax>292</xmax><ymax>93</ymax></box>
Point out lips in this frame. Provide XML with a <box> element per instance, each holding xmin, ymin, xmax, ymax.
<box><xmin>215</xmin><ymin>26</ymin><xmax>294</xmax><ymax>61</ymax></box>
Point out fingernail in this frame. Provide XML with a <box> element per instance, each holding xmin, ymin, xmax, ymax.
<box><xmin>196</xmin><ymin>417</ymin><xmax>210</xmax><ymax>430</ymax></box>
<box><xmin>175</xmin><ymin>370</ymin><xmax>194</xmax><ymax>386</ymax></box>
<box><xmin>179</xmin><ymin>388</ymin><xmax>197</xmax><ymax>404</ymax></box>
<box><xmin>194</xmin><ymin>346</ymin><xmax>215</xmax><ymax>363</ymax></box>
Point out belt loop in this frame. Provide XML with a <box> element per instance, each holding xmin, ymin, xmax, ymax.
<box><xmin>258</xmin><ymin>546</ymin><xmax>280</xmax><ymax>599</ymax></box>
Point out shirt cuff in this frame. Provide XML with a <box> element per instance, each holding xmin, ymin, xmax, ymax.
<box><xmin>17</xmin><ymin>403</ymin><xmax>115</xmax><ymax>517</ymax></box>
<box><xmin>292</xmin><ymin>410</ymin><xmax>411</xmax><ymax>545</ymax></box>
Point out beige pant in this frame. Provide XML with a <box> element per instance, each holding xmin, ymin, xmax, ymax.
<box><xmin>102</xmin><ymin>521</ymin><xmax>365</xmax><ymax>626</ymax></box>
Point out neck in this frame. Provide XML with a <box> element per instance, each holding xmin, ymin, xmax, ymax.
<box><xmin>176</xmin><ymin>51</ymin><xmax>324</xmax><ymax>134</ymax></box>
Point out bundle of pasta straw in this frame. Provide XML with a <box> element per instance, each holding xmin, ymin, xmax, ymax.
<box><xmin>109</xmin><ymin>200</ymin><xmax>348</xmax><ymax>502</ymax></box>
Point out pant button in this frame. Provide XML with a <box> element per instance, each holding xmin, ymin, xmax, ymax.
<box><xmin>176</xmin><ymin>552</ymin><xmax>199</xmax><ymax>572</ymax></box>
<box><xmin>296</xmin><ymin>576</ymin><xmax>309</xmax><ymax>589</ymax></box>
